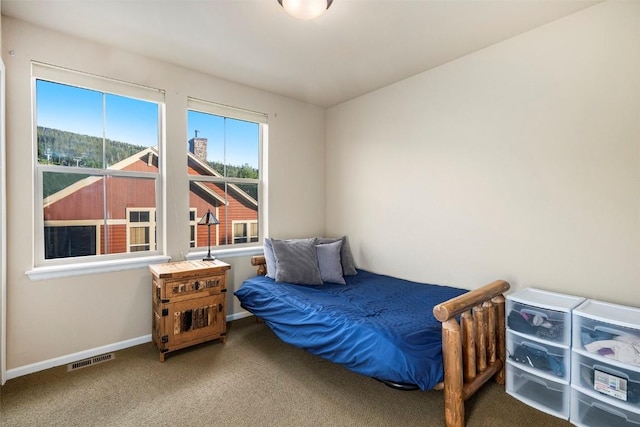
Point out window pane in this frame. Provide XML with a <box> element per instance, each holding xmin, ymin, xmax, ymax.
<box><xmin>43</xmin><ymin>171</ymin><xmax>105</xmax><ymax>259</ymax></box>
<box><xmin>225</xmin><ymin>118</ymin><xmax>259</xmax><ymax>178</ymax></box>
<box><xmin>105</xmin><ymin>94</ymin><xmax>159</xmax><ymax>168</ymax></box>
<box><xmin>187</xmin><ymin>111</ymin><xmax>259</xmax><ymax>179</ymax></box>
<box><xmin>187</xmin><ymin>110</ymin><xmax>224</xmax><ymax>176</ymax></box>
<box><xmin>129</xmin><ymin>226</ymin><xmax>150</xmax><ymax>252</ymax></box>
<box><xmin>250</xmin><ymin>222</ymin><xmax>258</xmax><ymax>243</ymax></box>
<box><xmin>42</xmin><ymin>172</ymin><xmax>157</xmax><ymax>258</ymax></box>
<box><xmin>234</xmin><ymin>222</ymin><xmax>248</xmax><ymax>244</ymax></box>
<box><xmin>36</xmin><ymin>80</ymin><xmax>104</xmax><ymax>168</ymax></box>
<box><xmin>190</xmin><ymin>181</ymin><xmax>257</xmax><ymax>248</ymax></box>
<box><xmin>45</xmin><ymin>226</ymin><xmax>96</xmax><ymax>259</ymax></box>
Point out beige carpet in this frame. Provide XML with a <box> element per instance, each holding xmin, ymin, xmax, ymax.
<box><xmin>1</xmin><ymin>316</ymin><xmax>571</xmax><ymax>426</ymax></box>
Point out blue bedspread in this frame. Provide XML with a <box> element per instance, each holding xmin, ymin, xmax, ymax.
<box><xmin>234</xmin><ymin>269</ymin><xmax>467</xmax><ymax>390</ymax></box>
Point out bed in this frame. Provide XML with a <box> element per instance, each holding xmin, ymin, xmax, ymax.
<box><xmin>235</xmin><ymin>244</ymin><xmax>509</xmax><ymax>427</ymax></box>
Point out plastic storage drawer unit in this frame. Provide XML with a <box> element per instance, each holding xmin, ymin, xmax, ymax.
<box><xmin>507</xmin><ymin>362</ymin><xmax>571</xmax><ymax>419</ymax></box>
<box><xmin>571</xmin><ymin>387</ymin><xmax>640</xmax><ymax>427</ymax></box>
<box><xmin>507</xmin><ymin>288</ymin><xmax>584</xmax><ymax>346</ymax></box>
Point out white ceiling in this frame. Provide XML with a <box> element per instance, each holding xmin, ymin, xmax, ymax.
<box><xmin>1</xmin><ymin>0</ymin><xmax>601</xmax><ymax>107</ymax></box>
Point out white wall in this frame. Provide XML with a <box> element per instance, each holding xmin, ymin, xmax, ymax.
<box><xmin>326</xmin><ymin>0</ymin><xmax>640</xmax><ymax>307</ymax></box>
<box><xmin>0</xmin><ymin>0</ymin><xmax>6</xmax><ymax>384</ymax></box>
<box><xmin>1</xmin><ymin>16</ymin><xmax>326</xmax><ymax>372</ymax></box>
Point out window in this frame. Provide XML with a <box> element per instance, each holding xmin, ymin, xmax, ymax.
<box><xmin>233</xmin><ymin>220</ymin><xmax>258</xmax><ymax>244</ymax></box>
<box><xmin>187</xmin><ymin>98</ymin><xmax>264</xmax><ymax>253</ymax></box>
<box><xmin>44</xmin><ymin>225</ymin><xmax>97</xmax><ymax>259</ymax></box>
<box><xmin>189</xmin><ymin>209</ymin><xmax>197</xmax><ymax>248</ymax></box>
<box><xmin>33</xmin><ymin>63</ymin><xmax>164</xmax><ymax>265</ymax></box>
<box><xmin>127</xmin><ymin>208</ymin><xmax>155</xmax><ymax>252</ymax></box>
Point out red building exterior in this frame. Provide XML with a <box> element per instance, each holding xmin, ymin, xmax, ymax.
<box><xmin>43</xmin><ymin>143</ymin><xmax>258</xmax><ymax>258</ymax></box>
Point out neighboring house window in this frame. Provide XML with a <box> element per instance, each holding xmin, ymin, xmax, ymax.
<box><xmin>44</xmin><ymin>225</ymin><xmax>97</xmax><ymax>259</ymax></box>
<box><xmin>189</xmin><ymin>209</ymin><xmax>197</xmax><ymax>248</ymax></box>
<box><xmin>33</xmin><ymin>63</ymin><xmax>164</xmax><ymax>265</ymax></box>
<box><xmin>233</xmin><ymin>220</ymin><xmax>258</xmax><ymax>244</ymax></box>
<box><xmin>187</xmin><ymin>98</ymin><xmax>264</xmax><ymax>251</ymax></box>
<box><xmin>127</xmin><ymin>208</ymin><xmax>155</xmax><ymax>252</ymax></box>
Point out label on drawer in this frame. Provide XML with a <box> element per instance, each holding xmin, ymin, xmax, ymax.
<box><xmin>594</xmin><ymin>369</ymin><xmax>627</xmax><ymax>401</ymax></box>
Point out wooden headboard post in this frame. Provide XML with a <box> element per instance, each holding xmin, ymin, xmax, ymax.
<box><xmin>433</xmin><ymin>280</ymin><xmax>510</xmax><ymax>427</ymax></box>
<box><xmin>251</xmin><ymin>255</ymin><xmax>267</xmax><ymax>276</ymax></box>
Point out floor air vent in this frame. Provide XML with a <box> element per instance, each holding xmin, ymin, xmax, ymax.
<box><xmin>67</xmin><ymin>353</ymin><xmax>115</xmax><ymax>372</ymax></box>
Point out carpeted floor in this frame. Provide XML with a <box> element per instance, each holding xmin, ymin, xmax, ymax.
<box><xmin>0</xmin><ymin>316</ymin><xmax>572</xmax><ymax>426</ymax></box>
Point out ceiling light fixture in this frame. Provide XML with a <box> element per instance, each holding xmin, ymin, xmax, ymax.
<box><xmin>277</xmin><ymin>0</ymin><xmax>333</xmax><ymax>20</ymax></box>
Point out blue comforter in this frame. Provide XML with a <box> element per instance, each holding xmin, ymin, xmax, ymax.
<box><xmin>234</xmin><ymin>269</ymin><xmax>467</xmax><ymax>390</ymax></box>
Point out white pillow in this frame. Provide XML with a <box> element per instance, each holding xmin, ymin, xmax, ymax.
<box><xmin>263</xmin><ymin>238</ymin><xmax>277</xmax><ymax>279</ymax></box>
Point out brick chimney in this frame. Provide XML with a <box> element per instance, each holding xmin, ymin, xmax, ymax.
<box><xmin>188</xmin><ymin>130</ymin><xmax>207</xmax><ymax>163</ymax></box>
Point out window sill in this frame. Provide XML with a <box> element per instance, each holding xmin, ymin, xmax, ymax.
<box><xmin>26</xmin><ymin>247</ymin><xmax>264</xmax><ymax>281</ymax></box>
<box><xmin>26</xmin><ymin>255</ymin><xmax>172</xmax><ymax>281</ymax></box>
<box><xmin>186</xmin><ymin>245</ymin><xmax>263</xmax><ymax>261</ymax></box>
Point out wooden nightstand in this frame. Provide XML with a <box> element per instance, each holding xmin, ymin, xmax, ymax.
<box><xmin>150</xmin><ymin>259</ymin><xmax>231</xmax><ymax>362</ymax></box>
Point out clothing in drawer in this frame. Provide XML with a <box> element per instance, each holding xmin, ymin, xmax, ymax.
<box><xmin>507</xmin><ymin>330</ymin><xmax>568</xmax><ymax>379</ymax></box>
<box><xmin>577</xmin><ymin>318</ymin><xmax>640</xmax><ymax>367</ymax></box>
<box><xmin>573</xmin><ymin>299</ymin><xmax>640</xmax><ymax>367</ymax></box>
<box><xmin>507</xmin><ymin>301</ymin><xmax>569</xmax><ymax>344</ymax></box>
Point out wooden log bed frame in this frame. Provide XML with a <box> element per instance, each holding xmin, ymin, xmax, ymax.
<box><xmin>250</xmin><ymin>255</ymin><xmax>510</xmax><ymax>427</ymax></box>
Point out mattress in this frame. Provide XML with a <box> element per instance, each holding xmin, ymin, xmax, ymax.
<box><xmin>234</xmin><ymin>269</ymin><xmax>467</xmax><ymax>390</ymax></box>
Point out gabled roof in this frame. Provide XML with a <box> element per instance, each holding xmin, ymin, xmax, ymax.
<box><xmin>43</xmin><ymin>146</ymin><xmax>158</xmax><ymax>208</ymax></box>
<box><xmin>44</xmin><ymin>147</ymin><xmax>258</xmax><ymax>209</ymax></box>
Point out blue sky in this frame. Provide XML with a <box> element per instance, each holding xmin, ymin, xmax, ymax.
<box><xmin>37</xmin><ymin>79</ymin><xmax>259</xmax><ymax>168</ymax></box>
<box><xmin>187</xmin><ymin>110</ymin><xmax>259</xmax><ymax>169</ymax></box>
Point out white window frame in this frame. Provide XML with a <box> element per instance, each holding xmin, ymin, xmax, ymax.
<box><xmin>28</xmin><ymin>63</ymin><xmax>167</xmax><ymax>279</ymax></box>
<box><xmin>186</xmin><ymin>97</ymin><xmax>266</xmax><ymax>259</ymax></box>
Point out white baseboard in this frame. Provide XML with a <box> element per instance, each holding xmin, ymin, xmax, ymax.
<box><xmin>5</xmin><ymin>335</ymin><xmax>152</xmax><ymax>381</ymax></box>
<box><xmin>227</xmin><ymin>310</ymin><xmax>253</xmax><ymax>321</ymax></box>
<box><xmin>5</xmin><ymin>312</ymin><xmax>255</xmax><ymax>381</ymax></box>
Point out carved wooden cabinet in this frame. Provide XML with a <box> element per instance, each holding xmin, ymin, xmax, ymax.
<box><xmin>150</xmin><ymin>260</ymin><xmax>231</xmax><ymax>362</ymax></box>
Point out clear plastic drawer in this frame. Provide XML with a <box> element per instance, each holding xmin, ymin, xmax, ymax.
<box><xmin>506</xmin><ymin>362</ymin><xmax>570</xmax><ymax>419</ymax></box>
<box><xmin>572</xmin><ymin>351</ymin><xmax>640</xmax><ymax>410</ymax></box>
<box><xmin>507</xmin><ymin>288</ymin><xmax>584</xmax><ymax>346</ymax></box>
<box><xmin>507</xmin><ymin>300</ymin><xmax>571</xmax><ymax>345</ymax></box>
<box><xmin>571</xmin><ymin>387</ymin><xmax>640</xmax><ymax>427</ymax></box>
<box><xmin>572</xmin><ymin>300</ymin><xmax>640</xmax><ymax>365</ymax></box>
<box><xmin>507</xmin><ymin>330</ymin><xmax>570</xmax><ymax>380</ymax></box>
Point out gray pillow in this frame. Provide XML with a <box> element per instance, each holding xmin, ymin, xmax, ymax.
<box><xmin>317</xmin><ymin>236</ymin><xmax>358</xmax><ymax>276</ymax></box>
<box><xmin>263</xmin><ymin>238</ymin><xmax>277</xmax><ymax>279</ymax></box>
<box><xmin>271</xmin><ymin>238</ymin><xmax>323</xmax><ymax>285</ymax></box>
<box><xmin>315</xmin><ymin>240</ymin><xmax>346</xmax><ymax>284</ymax></box>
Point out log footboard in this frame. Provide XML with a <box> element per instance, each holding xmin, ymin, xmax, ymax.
<box><xmin>433</xmin><ymin>279</ymin><xmax>510</xmax><ymax>427</ymax></box>
<box><xmin>249</xmin><ymin>255</ymin><xmax>509</xmax><ymax>427</ymax></box>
